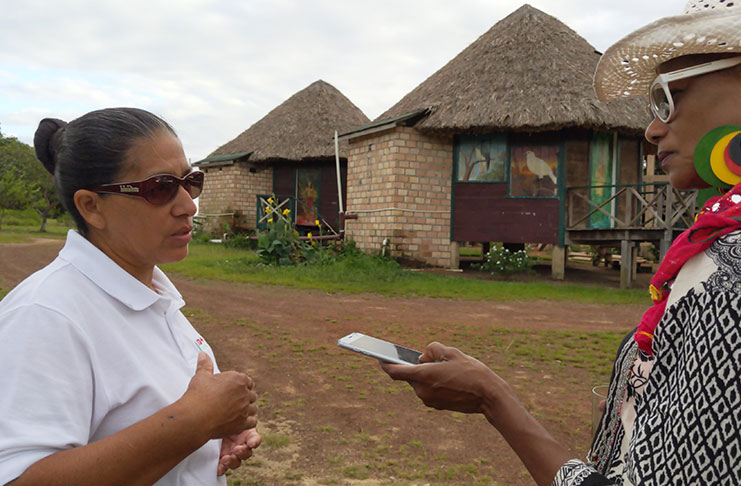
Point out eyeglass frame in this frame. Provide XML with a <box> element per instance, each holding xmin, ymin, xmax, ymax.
<box><xmin>649</xmin><ymin>56</ymin><xmax>741</xmax><ymax>123</ymax></box>
<box><xmin>90</xmin><ymin>170</ymin><xmax>205</xmax><ymax>205</ymax></box>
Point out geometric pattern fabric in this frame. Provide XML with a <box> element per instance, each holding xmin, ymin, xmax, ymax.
<box><xmin>554</xmin><ymin>230</ymin><xmax>741</xmax><ymax>485</ymax></box>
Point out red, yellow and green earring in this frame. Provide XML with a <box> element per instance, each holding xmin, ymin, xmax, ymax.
<box><xmin>694</xmin><ymin>125</ymin><xmax>741</xmax><ymax>190</ymax></box>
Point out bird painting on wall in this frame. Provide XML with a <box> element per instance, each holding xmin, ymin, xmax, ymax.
<box><xmin>525</xmin><ymin>150</ymin><xmax>557</xmax><ymax>184</ymax></box>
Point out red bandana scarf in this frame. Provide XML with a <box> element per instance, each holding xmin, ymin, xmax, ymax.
<box><xmin>635</xmin><ymin>183</ymin><xmax>741</xmax><ymax>355</ymax></box>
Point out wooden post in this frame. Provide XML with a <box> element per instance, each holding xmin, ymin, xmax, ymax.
<box><xmin>620</xmin><ymin>238</ymin><xmax>633</xmax><ymax>289</ymax></box>
<box><xmin>645</xmin><ymin>155</ymin><xmax>657</xmax><ymax>181</ymax></box>
<box><xmin>449</xmin><ymin>241</ymin><xmax>460</xmax><ymax>270</ymax></box>
<box><xmin>660</xmin><ymin>228</ymin><xmax>673</xmax><ymax>260</ymax></box>
<box><xmin>567</xmin><ymin>191</ymin><xmax>573</xmax><ymax>228</ymax></box>
<box><xmin>665</xmin><ymin>184</ymin><xmax>675</xmax><ymax>229</ymax></box>
<box><xmin>552</xmin><ymin>245</ymin><xmax>566</xmax><ymax>280</ymax></box>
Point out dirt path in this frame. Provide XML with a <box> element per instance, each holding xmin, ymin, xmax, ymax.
<box><xmin>0</xmin><ymin>239</ymin><xmax>646</xmax><ymax>486</ymax></box>
<box><xmin>0</xmin><ymin>239</ymin><xmax>643</xmax><ymax>335</ymax></box>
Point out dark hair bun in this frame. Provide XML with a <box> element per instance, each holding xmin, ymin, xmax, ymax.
<box><xmin>34</xmin><ymin>118</ymin><xmax>67</xmax><ymax>175</ymax></box>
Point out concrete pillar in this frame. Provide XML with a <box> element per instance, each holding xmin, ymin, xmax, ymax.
<box><xmin>552</xmin><ymin>245</ymin><xmax>566</xmax><ymax>280</ymax></box>
<box><xmin>449</xmin><ymin>241</ymin><xmax>460</xmax><ymax>269</ymax></box>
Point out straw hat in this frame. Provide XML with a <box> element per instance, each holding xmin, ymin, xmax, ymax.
<box><xmin>594</xmin><ymin>0</ymin><xmax>741</xmax><ymax>101</ymax></box>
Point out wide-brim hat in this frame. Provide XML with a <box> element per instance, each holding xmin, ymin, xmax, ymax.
<box><xmin>594</xmin><ymin>0</ymin><xmax>741</xmax><ymax>101</ymax></box>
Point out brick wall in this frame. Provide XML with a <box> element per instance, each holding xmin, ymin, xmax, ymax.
<box><xmin>197</xmin><ymin>163</ymin><xmax>273</xmax><ymax>234</ymax></box>
<box><xmin>345</xmin><ymin>127</ymin><xmax>454</xmax><ymax>267</ymax></box>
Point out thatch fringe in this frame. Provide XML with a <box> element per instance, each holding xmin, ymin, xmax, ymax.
<box><xmin>375</xmin><ymin>4</ymin><xmax>649</xmax><ymax>135</ymax></box>
<box><xmin>208</xmin><ymin>80</ymin><xmax>370</xmax><ymax>163</ymax></box>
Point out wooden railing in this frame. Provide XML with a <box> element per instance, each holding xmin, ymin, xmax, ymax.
<box><xmin>565</xmin><ymin>182</ymin><xmax>697</xmax><ymax>231</ymax></box>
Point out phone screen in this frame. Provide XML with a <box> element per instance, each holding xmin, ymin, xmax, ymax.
<box><xmin>338</xmin><ymin>333</ymin><xmax>421</xmax><ymax>365</ymax></box>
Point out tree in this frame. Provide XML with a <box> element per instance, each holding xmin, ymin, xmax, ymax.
<box><xmin>0</xmin><ymin>170</ymin><xmax>27</xmax><ymax>229</ymax></box>
<box><xmin>0</xmin><ymin>131</ymin><xmax>32</xmax><ymax>230</ymax></box>
<box><xmin>25</xmin><ymin>159</ymin><xmax>63</xmax><ymax>232</ymax></box>
<box><xmin>0</xmin><ymin>129</ymin><xmax>62</xmax><ymax>231</ymax></box>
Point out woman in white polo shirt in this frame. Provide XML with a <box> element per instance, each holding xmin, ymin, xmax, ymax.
<box><xmin>0</xmin><ymin>108</ymin><xmax>260</xmax><ymax>485</ymax></box>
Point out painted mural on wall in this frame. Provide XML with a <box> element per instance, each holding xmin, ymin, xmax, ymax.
<box><xmin>455</xmin><ymin>136</ymin><xmax>506</xmax><ymax>182</ymax></box>
<box><xmin>296</xmin><ymin>168</ymin><xmax>320</xmax><ymax>225</ymax></box>
<box><xmin>509</xmin><ymin>145</ymin><xmax>558</xmax><ymax>197</ymax></box>
<box><xmin>588</xmin><ymin>133</ymin><xmax>614</xmax><ymax>229</ymax></box>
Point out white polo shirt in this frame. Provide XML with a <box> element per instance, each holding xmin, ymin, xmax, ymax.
<box><xmin>0</xmin><ymin>230</ymin><xmax>226</xmax><ymax>485</ymax></box>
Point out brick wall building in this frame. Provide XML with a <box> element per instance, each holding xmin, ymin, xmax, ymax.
<box><xmin>345</xmin><ymin>127</ymin><xmax>454</xmax><ymax>267</ymax></box>
<box><xmin>197</xmin><ymin>163</ymin><xmax>273</xmax><ymax>233</ymax></box>
<box><xmin>193</xmin><ymin>80</ymin><xmax>369</xmax><ymax>236</ymax></box>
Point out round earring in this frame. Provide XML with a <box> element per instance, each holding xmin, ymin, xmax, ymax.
<box><xmin>694</xmin><ymin>125</ymin><xmax>741</xmax><ymax>190</ymax></box>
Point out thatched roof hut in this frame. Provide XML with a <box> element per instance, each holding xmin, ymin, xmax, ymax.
<box><xmin>341</xmin><ymin>4</ymin><xmax>657</xmax><ymax>286</ymax></box>
<box><xmin>375</xmin><ymin>4</ymin><xmax>649</xmax><ymax>135</ymax></box>
<box><xmin>204</xmin><ymin>80</ymin><xmax>369</xmax><ymax>164</ymax></box>
<box><xmin>196</xmin><ymin>80</ymin><xmax>368</xmax><ymax>235</ymax></box>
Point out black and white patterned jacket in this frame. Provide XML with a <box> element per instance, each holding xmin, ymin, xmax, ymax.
<box><xmin>553</xmin><ymin>230</ymin><xmax>741</xmax><ymax>486</ymax></box>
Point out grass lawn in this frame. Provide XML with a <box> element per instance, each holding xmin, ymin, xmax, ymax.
<box><xmin>0</xmin><ymin>210</ymin><xmax>647</xmax><ymax>306</ymax></box>
<box><xmin>162</xmin><ymin>241</ymin><xmax>647</xmax><ymax>305</ymax></box>
<box><xmin>0</xmin><ymin>209</ymin><xmax>70</xmax><ymax>243</ymax></box>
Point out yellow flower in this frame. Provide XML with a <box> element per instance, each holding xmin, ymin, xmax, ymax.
<box><xmin>268</xmin><ymin>218</ymin><xmax>273</xmax><ymax>223</ymax></box>
<box><xmin>649</xmin><ymin>284</ymin><xmax>662</xmax><ymax>302</ymax></box>
<box><xmin>267</xmin><ymin>197</ymin><xmax>274</xmax><ymax>204</ymax></box>
<box><xmin>307</xmin><ymin>232</ymin><xmax>313</xmax><ymax>239</ymax></box>
<box><xmin>315</xmin><ymin>219</ymin><xmax>320</xmax><ymax>226</ymax></box>
<box><xmin>282</xmin><ymin>208</ymin><xmax>291</xmax><ymax>216</ymax></box>
<box><xmin>264</xmin><ymin>206</ymin><xmax>272</xmax><ymax>213</ymax></box>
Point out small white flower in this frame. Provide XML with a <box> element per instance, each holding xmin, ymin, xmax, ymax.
<box><xmin>713</xmin><ymin>202</ymin><xmax>721</xmax><ymax>212</ymax></box>
<box><xmin>732</xmin><ymin>194</ymin><xmax>741</xmax><ymax>204</ymax></box>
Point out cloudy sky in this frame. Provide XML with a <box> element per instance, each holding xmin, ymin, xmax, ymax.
<box><xmin>1</xmin><ymin>0</ymin><xmax>680</xmax><ymax>163</ymax></box>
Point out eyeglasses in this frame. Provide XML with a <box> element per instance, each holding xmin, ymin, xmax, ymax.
<box><xmin>649</xmin><ymin>56</ymin><xmax>741</xmax><ymax>123</ymax></box>
<box><xmin>91</xmin><ymin>170</ymin><xmax>205</xmax><ymax>205</ymax></box>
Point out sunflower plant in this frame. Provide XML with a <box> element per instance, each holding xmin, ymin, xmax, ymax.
<box><xmin>256</xmin><ymin>202</ymin><xmax>302</xmax><ymax>265</ymax></box>
<box><xmin>300</xmin><ymin>219</ymin><xmax>339</xmax><ymax>265</ymax></box>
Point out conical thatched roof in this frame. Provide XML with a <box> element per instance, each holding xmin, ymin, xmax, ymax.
<box><xmin>375</xmin><ymin>4</ymin><xmax>649</xmax><ymax>135</ymax></box>
<box><xmin>206</xmin><ymin>80</ymin><xmax>369</xmax><ymax>163</ymax></box>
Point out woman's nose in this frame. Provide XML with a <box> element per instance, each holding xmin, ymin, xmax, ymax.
<box><xmin>645</xmin><ymin>117</ymin><xmax>668</xmax><ymax>145</ymax></box>
<box><xmin>172</xmin><ymin>185</ymin><xmax>197</xmax><ymax>216</ymax></box>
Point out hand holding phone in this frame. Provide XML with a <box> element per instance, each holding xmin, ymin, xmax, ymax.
<box><xmin>337</xmin><ymin>332</ymin><xmax>421</xmax><ymax>365</ymax></box>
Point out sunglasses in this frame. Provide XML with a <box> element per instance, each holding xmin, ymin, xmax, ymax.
<box><xmin>649</xmin><ymin>56</ymin><xmax>741</xmax><ymax>123</ymax></box>
<box><xmin>91</xmin><ymin>170</ymin><xmax>205</xmax><ymax>205</ymax></box>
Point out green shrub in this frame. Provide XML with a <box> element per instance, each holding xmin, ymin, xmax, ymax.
<box><xmin>475</xmin><ymin>244</ymin><xmax>532</xmax><ymax>276</ymax></box>
<box><xmin>3</xmin><ymin>207</ymin><xmax>41</xmax><ymax>227</ymax></box>
<box><xmin>223</xmin><ymin>232</ymin><xmax>257</xmax><ymax>250</ymax></box>
<box><xmin>300</xmin><ymin>236</ymin><xmax>360</xmax><ymax>266</ymax></box>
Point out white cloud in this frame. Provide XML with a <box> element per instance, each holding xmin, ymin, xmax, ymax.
<box><xmin>0</xmin><ymin>0</ymin><xmax>681</xmax><ymax>160</ymax></box>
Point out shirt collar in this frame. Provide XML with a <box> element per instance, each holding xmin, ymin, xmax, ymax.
<box><xmin>58</xmin><ymin>230</ymin><xmax>183</xmax><ymax>311</ymax></box>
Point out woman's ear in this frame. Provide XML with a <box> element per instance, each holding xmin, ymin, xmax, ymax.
<box><xmin>73</xmin><ymin>190</ymin><xmax>107</xmax><ymax>230</ymax></box>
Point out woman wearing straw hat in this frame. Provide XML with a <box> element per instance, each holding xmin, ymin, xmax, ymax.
<box><xmin>382</xmin><ymin>2</ymin><xmax>741</xmax><ymax>485</ymax></box>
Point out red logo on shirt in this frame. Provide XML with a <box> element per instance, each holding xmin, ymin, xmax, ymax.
<box><xmin>195</xmin><ymin>337</ymin><xmax>208</xmax><ymax>351</ymax></box>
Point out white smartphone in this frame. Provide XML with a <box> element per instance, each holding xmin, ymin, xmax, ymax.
<box><xmin>337</xmin><ymin>332</ymin><xmax>422</xmax><ymax>365</ymax></box>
